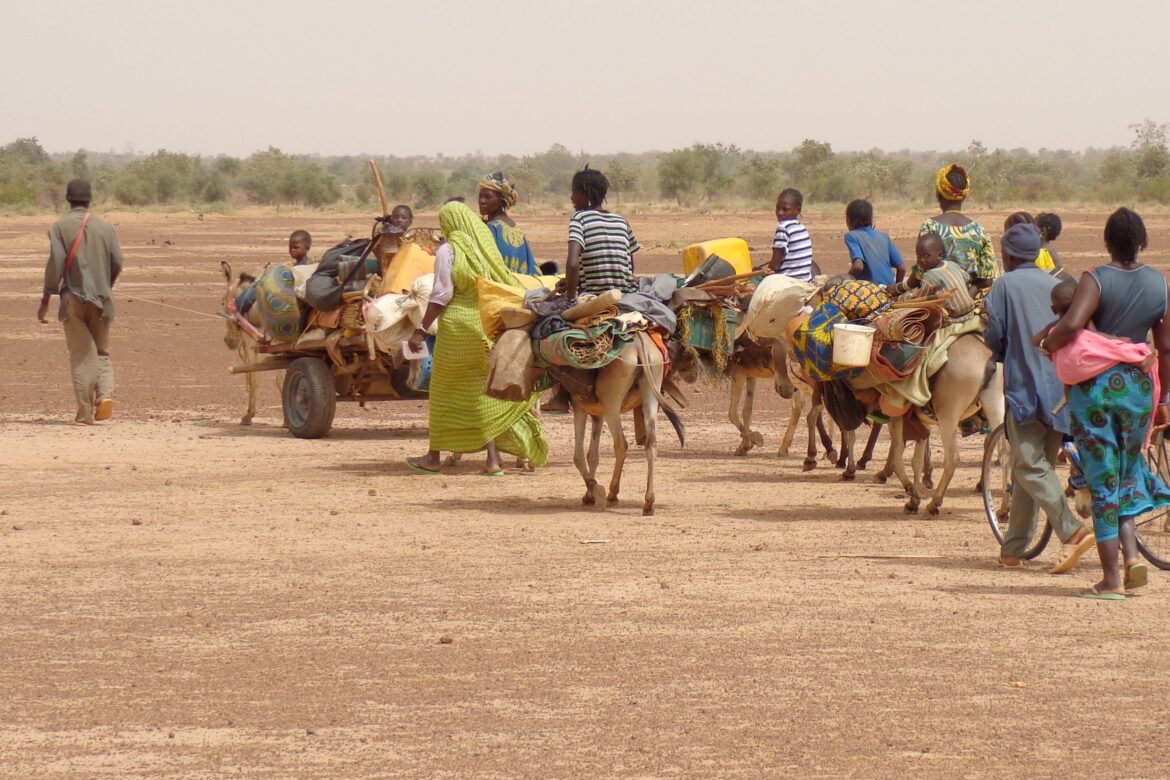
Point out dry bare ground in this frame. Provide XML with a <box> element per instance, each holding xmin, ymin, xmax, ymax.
<box><xmin>2</xmin><ymin>208</ymin><xmax>1169</xmax><ymax>777</ymax></box>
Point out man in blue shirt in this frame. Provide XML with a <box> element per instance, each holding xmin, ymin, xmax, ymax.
<box><xmin>984</xmin><ymin>223</ymin><xmax>1093</xmax><ymax>571</ymax></box>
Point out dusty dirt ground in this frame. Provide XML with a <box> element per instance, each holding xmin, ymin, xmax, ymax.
<box><xmin>3</xmin><ymin>207</ymin><xmax>1170</xmax><ymax>778</ymax></box>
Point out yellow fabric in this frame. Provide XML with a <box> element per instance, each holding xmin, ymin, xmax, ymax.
<box><xmin>1036</xmin><ymin>247</ymin><xmax>1056</xmax><ymax>272</ymax></box>
<box><xmin>381</xmin><ymin>243</ymin><xmax>436</xmax><ymax>294</ymax></box>
<box><xmin>512</xmin><ymin>273</ymin><xmax>563</xmax><ymax>291</ymax></box>
<box><xmin>936</xmin><ymin>164</ymin><xmax>971</xmax><ymax>201</ymax></box>
<box><xmin>477</xmin><ymin>276</ymin><xmax>528</xmax><ymax>342</ymax></box>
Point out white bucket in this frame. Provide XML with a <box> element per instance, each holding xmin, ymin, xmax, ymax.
<box><xmin>832</xmin><ymin>323</ymin><xmax>875</xmax><ymax>367</ymax></box>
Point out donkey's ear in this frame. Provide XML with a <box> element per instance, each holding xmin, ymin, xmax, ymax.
<box><xmin>221</xmin><ymin>260</ymin><xmax>232</xmax><ymax>281</ymax></box>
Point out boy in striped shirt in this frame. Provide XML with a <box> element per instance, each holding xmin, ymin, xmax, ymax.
<box><xmin>764</xmin><ymin>188</ymin><xmax>814</xmax><ymax>281</ymax></box>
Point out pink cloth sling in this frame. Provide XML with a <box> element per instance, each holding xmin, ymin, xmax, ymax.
<box><xmin>1052</xmin><ymin>329</ymin><xmax>1161</xmax><ymax>446</ymax></box>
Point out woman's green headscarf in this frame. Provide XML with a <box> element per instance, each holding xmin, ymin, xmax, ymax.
<box><xmin>439</xmin><ymin>200</ymin><xmax>518</xmax><ymax>288</ymax></box>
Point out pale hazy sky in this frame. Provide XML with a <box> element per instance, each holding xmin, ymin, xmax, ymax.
<box><xmin>2</xmin><ymin>0</ymin><xmax>1167</xmax><ymax>158</ymax></box>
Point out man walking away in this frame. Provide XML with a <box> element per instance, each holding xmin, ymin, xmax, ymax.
<box><xmin>984</xmin><ymin>223</ymin><xmax>1094</xmax><ymax>572</ymax></box>
<box><xmin>37</xmin><ymin>179</ymin><xmax>124</xmax><ymax>425</ymax></box>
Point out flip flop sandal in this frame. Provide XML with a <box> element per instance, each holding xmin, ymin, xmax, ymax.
<box><xmin>480</xmin><ymin>469</ymin><xmax>506</xmax><ymax>477</ymax></box>
<box><xmin>1125</xmin><ymin>562</ymin><xmax>1149</xmax><ymax>591</ymax></box>
<box><xmin>1077</xmin><ymin>585</ymin><xmax>1126</xmax><ymax>601</ymax></box>
<box><xmin>405</xmin><ymin>457</ymin><xmax>440</xmax><ymax>475</ymax></box>
<box><xmin>95</xmin><ymin>398</ymin><xmax>114</xmax><ymax>421</ymax></box>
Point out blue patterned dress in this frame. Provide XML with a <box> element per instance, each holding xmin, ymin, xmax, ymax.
<box><xmin>486</xmin><ymin>219</ymin><xmax>538</xmax><ymax>275</ymax></box>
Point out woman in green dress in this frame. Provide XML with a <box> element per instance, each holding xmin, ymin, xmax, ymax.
<box><xmin>404</xmin><ymin>201</ymin><xmax>547</xmax><ymax>476</ymax></box>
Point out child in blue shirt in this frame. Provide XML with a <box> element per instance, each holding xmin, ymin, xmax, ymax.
<box><xmin>843</xmin><ymin>199</ymin><xmax>904</xmax><ymax>287</ymax></box>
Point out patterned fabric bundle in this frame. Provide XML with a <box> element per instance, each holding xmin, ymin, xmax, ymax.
<box><xmin>255</xmin><ymin>263</ymin><xmax>302</xmax><ymax>342</ymax></box>
<box><xmin>822</xmin><ymin>279</ymin><xmax>890</xmax><ymax>320</ymax></box>
<box><xmin>791</xmin><ymin>301</ymin><xmax>860</xmax><ymax>383</ymax></box>
<box><xmin>533</xmin><ymin>322</ymin><xmax>632</xmax><ymax>370</ymax></box>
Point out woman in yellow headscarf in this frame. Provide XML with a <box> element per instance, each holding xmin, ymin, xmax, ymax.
<box><xmin>405</xmin><ymin>201</ymin><xmax>547</xmax><ymax>475</ymax></box>
<box><xmin>478</xmin><ymin>171</ymin><xmax>539</xmax><ymax>275</ymax></box>
<box><xmin>916</xmin><ymin>163</ymin><xmax>1000</xmax><ymax>291</ymax></box>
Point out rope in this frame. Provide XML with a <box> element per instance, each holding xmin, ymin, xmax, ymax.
<box><xmin>124</xmin><ymin>295</ymin><xmax>226</xmax><ymax>321</ymax></box>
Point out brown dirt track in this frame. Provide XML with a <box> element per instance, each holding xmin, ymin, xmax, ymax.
<box><xmin>2</xmin><ymin>207</ymin><xmax>1170</xmax><ymax>778</ymax></box>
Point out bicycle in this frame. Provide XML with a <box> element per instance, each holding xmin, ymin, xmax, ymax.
<box><xmin>981</xmin><ymin>423</ymin><xmax>1170</xmax><ymax>569</ymax></box>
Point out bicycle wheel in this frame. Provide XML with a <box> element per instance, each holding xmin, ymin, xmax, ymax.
<box><xmin>982</xmin><ymin>424</ymin><xmax>1052</xmax><ymax>559</ymax></box>
<box><xmin>1136</xmin><ymin>434</ymin><xmax>1170</xmax><ymax>570</ymax></box>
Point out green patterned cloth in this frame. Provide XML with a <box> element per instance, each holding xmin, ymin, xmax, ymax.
<box><xmin>919</xmin><ymin>217</ymin><xmax>1001</xmax><ymax>284</ymax></box>
<box><xmin>427</xmin><ymin>202</ymin><xmax>547</xmax><ymax>465</ymax></box>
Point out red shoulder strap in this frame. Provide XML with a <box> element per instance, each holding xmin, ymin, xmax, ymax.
<box><xmin>60</xmin><ymin>211</ymin><xmax>92</xmax><ymax>283</ymax></box>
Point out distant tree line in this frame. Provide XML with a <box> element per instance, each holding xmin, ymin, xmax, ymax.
<box><xmin>2</xmin><ymin>121</ymin><xmax>1169</xmax><ymax>212</ymax></box>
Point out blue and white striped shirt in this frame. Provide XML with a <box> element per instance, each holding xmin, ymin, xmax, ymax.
<box><xmin>773</xmin><ymin>218</ymin><xmax>814</xmax><ymax>281</ymax></box>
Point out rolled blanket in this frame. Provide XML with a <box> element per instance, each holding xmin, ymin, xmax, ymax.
<box><xmin>867</xmin><ymin>306</ymin><xmax>945</xmax><ymax>382</ymax></box>
<box><xmin>563</xmin><ymin>289</ymin><xmax>622</xmax><ymax>322</ymax></box>
<box><xmin>534</xmin><ymin>322</ymin><xmax>632</xmax><ymax>370</ymax></box>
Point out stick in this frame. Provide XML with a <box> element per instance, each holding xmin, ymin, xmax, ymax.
<box><xmin>229</xmin><ymin>359</ymin><xmax>293</xmax><ymax>374</ymax></box>
<box><xmin>368</xmin><ymin>159</ymin><xmax>389</xmax><ymax>217</ymax></box>
<box><xmin>696</xmin><ymin>270</ymin><xmax>770</xmax><ymax>289</ymax></box>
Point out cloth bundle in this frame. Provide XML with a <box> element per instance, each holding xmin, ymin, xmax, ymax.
<box><xmin>742</xmin><ymin>273</ymin><xmax>818</xmax><ymax>341</ymax></box>
<box><xmin>364</xmin><ymin>273</ymin><xmax>437</xmax><ymax>355</ymax></box>
<box><xmin>791</xmin><ymin>301</ymin><xmax>861</xmax><ymax>383</ymax></box>
<box><xmin>822</xmin><ymin>279</ymin><xmax>890</xmax><ymax>320</ymax></box>
<box><xmin>254</xmin><ymin>263</ymin><xmax>303</xmax><ymax>343</ymax></box>
<box><xmin>486</xmin><ymin>329</ymin><xmax>541</xmax><ymax>401</ymax></box>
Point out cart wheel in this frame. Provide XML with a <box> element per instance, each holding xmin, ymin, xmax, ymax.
<box><xmin>1136</xmin><ymin>435</ymin><xmax>1170</xmax><ymax>570</ymax></box>
<box><xmin>282</xmin><ymin>357</ymin><xmax>336</xmax><ymax>439</ymax></box>
<box><xmin>982</xmin><ymin>424</ymin><xmax>1051</xmax><ymax>559</ymax></box>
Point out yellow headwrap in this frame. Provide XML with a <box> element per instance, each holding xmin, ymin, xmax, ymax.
<box><xmin>438</xmin><ymin>200</ymin><xmax>517</xmax><ymax>288</ymax></box>
<box><xmin>478</xmin><ymin>171</ymin><xmax>518</xmax><ymax>209</ymax></box>
<box><xmin>936</xmin><ymin>164</ymin><xmax>971</xmax><ymax>201</ymax></box>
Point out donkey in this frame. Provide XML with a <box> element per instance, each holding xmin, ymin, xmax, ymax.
<box><xmin>220</xmin><ymin>261</ymin><xmax>267</xmax><ymax>425</ymax></box>
<box><xmin>884</xmin><ymin>334</ymin><xmax>1004</xmax><ymax>515</ymax></box>
<box><xmin>570</xmin><ymin>331</ymin><xmax>685</xmax><ymax>516</ymax></box>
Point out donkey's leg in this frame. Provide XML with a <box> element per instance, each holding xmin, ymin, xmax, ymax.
<box><xmin>804</xmin><ymin>390</ymin><xmax>824</xmax><ymax>471</ymax></box>
<box><xmin>926</xmin><ymin>423</ymin><xmax>961</xmax><ymax>516</ymax></box>
<box><xmin>817</xmin><ymin>412</ymin><xmax>838</xmax><ymax>463</ymax></box>
<box><xmin>779</xmin><ymin>387</ymin><xmax>804</xmax><ymax>457</ymax></box>
<box><xmin>858</xmin><ymin>423</ymin><xmax>882</xmax><ymax>470</ymax></box>
<box><xmin>572</xmin><ymin>404</ymin><xmax>598</xmax><ymax>506</ymax></box>
<box><xmin>587</xmin><ymin>415</ymin><xmax>605</xmax><ymax>505</ymax></box>
<box><xmin>840</xmin><ymin>428</ymin><xmax>857</xmax><ymax>481</ymax></box>
<box><xmin>604</xmin><ymin>406</ymin><xmax>629</xmax><ymax>507</ymax></box>
<box><xmin>640</xmin><ymin>379</ymin><xmax>661</xmax><ymax>517</ymax></box>
<box><xmin>240</xmin><ymin>341</ymin><xmax>257</xmax><ymax>426</ymax></box>
<box><xmin>889</xmin><ymin>416</ymin><xmax>921</xmax><ymax>513</ymax></box>
<box><xmin>729</xmin><ymin>366</ymin><xmax>754</xmax><ymax>456</ymax></box>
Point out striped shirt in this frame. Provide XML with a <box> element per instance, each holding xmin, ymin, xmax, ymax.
<box><xmin>569</xmin><ymin>209</ymin><xmax>641</xmax><ymax>294</ymax></box>
<box><xmin>773</xmin><ymin>218</ymin><xmax>814</xmax><ymax>281</ymax></box>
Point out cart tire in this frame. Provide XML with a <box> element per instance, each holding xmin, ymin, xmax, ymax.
<box><xmin>282</xmin><ymin>357</ymin><xmax>336</xmax><ymax>439</ymax></box>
